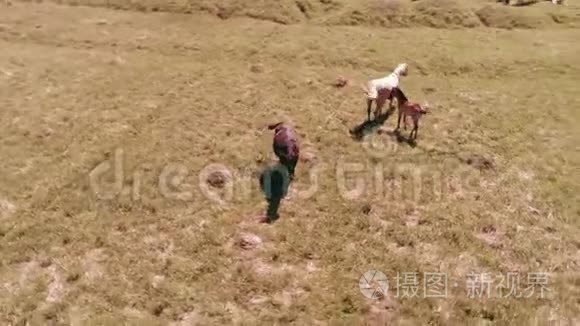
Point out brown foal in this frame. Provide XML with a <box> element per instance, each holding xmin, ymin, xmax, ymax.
<box><xmin>390</xmin><ymin>87</ymin><xmax>430</xmax><ymax>140</ymax></box>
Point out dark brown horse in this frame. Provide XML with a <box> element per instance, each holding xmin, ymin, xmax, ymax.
<box><xmin>268</xmin><ymin>122</ymin><xmax>300</xmax><ymax>180</ymax></box>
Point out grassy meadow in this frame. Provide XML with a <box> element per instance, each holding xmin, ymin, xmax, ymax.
<box><xmin>0</xmin><ymin>0</ymin><xmax>579</xmax><ymax>325</ymax></box>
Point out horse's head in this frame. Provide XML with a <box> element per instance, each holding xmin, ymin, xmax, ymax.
<box><xmin>394</xmin><ymin>63</ymin><xmax>409</xmax><ymax>77</ymax></box>
<box><xmin>419</xmin><ymin>101</ymin><xmax>431</xmax><ymax>114</ymax></box>
<box><xmin>267</xmin><ymin>122</ymin><xmax>284</xmax><ymax>130</ymax></box>
<box><xmin>390</xmin><ymin>87</ymin><xmax>408</xmax><ymax>105</ymax></box>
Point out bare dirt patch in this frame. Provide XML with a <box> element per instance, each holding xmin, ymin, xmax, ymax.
<box><xmin>206</xmin><ymin>170</ymin><xmax>230</xmax><ymax>189</ymax></box>
<box><xmin>169</xmin><ymin>311</ymin><xmax>200</xmax><ymax>326</ymax></box>
<box><xmin>45</xmin><ymin>266</ymin><xmax>67</xmax><ymax>304</ymax></box>
<box><xmin>82</xmin><ymin>249</ymin><xmax>107</xmax><ymax>282</ymax></box>
<box><xmin>0</xmin><ymin>197</ymin><xmax>15</xmax><ymax>220</ymax></box>
<box><xmin>236</xmin><ymin>232</ymin><xmax>263</xmax><ymax>250</ymax></box>
<box><xmin>404</xmin><ymin>210</ymin><xmax>422</xmax><ymax>227</ymax></box>
<box><xmin>363</xmin><ymin>293</ymin><xmax>399</xmax><ymax>325</ymax></box>
<box><xmin>476</xmin><ymin>225</ymin><xmax>506</xmax><ymax>249</ymax></box>
<box><xmin>464</xmin><ymin>154</ymin><xmax>496</xmax><ymax>171</ymax></box>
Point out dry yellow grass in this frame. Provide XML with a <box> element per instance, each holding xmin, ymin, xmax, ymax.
<box><xmin>11</xmin><ymin>0</ymin><xmax>580</xmax><ymax>28</ymax></box>
<box><xmin>1</xmin><ymin>0</ymin><xmax>580</xmax><ymax>325</ymax></box>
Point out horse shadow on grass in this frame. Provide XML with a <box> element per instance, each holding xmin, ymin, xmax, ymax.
<box><xmin>383</xmin><ymin>129</ymin><xmax>418</xmax><ymax>148</ymax></box>
<box><xmin>349</xmin><ymin>108</ymin><xmax>394</xmax><ymax>141</ymax></box>
<box><xmin>349</xmin><ymin>107</ymin><xmax>417</xmax><ymax>148</ymax></box>
<box><xmin>257</xmin><ymin>163</ymin><xmax>292</xmax><ymax>224</ymax></box>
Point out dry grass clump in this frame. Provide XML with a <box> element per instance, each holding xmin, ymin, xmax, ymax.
<box><xmin>13</xmin><ymin>0</ymin><xmax>580</xmax><ymax>29</ymax></box>
<box><xmin>409</xmin><ymin>0</ymin><xmax>482</xmax><ymax>28</ymax></box>
<box><xmin>476</xmin><ymin>4</ymin><xmax>551</xmax><ymax>28</ymax></box>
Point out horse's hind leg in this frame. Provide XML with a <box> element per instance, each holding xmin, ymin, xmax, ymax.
<box><xmin>387</xmin><ymin>99</ymin><xmax>396</xmax><ymax>115</ymax></box>
<box><xmin>411</xmin><ymin>121</ymin><xmax>419</xmax><ymax>140</ymax></box>
<box><xmin>396</xmin><ymin>108</ymin><xmax>402</xmax><ymax>131</ymax></box>
<box><xmin>374</xmin><ymin>95</ymin><xmax>386</xmax><ymax>119</ymax></box>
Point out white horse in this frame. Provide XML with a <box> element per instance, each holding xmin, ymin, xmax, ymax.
<box><xmin>362</xmin><ymin>63</ymin><xmax>409</xmax><ymax>121</ymax></box>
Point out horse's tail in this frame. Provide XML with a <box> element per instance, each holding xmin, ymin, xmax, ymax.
<box><xmin>360</xmin><ymin>83</ymin><xmax>370</xmax><ymax>95</ymax></box>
